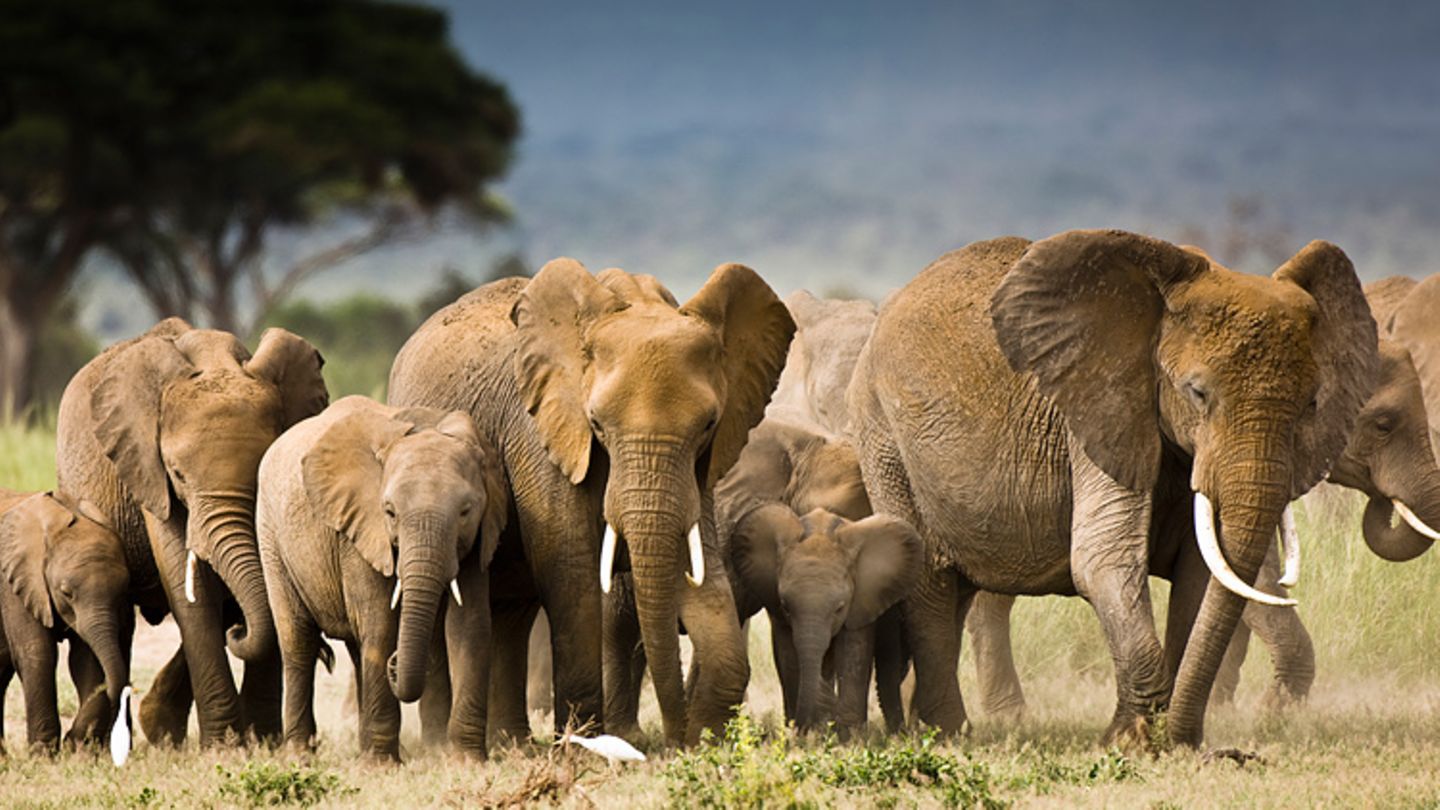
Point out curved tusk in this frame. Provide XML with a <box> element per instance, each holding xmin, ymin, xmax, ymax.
<box><xmin>1194</xmin><ymin>492</ymin><xmax>1297</xmax><ymax>607</ymax></box>
<box><xmin>184</xmin><ymin>551</ymin><xmax>198</xmax><ymax>604</ymax></box>
<box><xmin>1393</xmin><ymin>500</ymin><xmax>1440</xmax><ymax>542</ymax></box>
<box><xmin>110</xmin><ymin>684</ymin><xmax>132</xmax><ymax>767</ymax></box>
<box><xmin>1277</xmin><ymin>504</ymin><xmax>1301</xmax><ymax>588</ymax></box>
<box><xmin>685</xmin><ymin>522</ymin><xmax>705</xmax><ymax>588</ymax></box>
<box><xmin>600</xmin><ymin>523</ymin><xmax>618</xmax><ymax>594</ymax></box>
<box><xmin>450</xmin><ymin>578</ymin><xmax>464</xmax><ymax>607</ymax></box>
<box><xmin>391</xmin><ymin>578</ymin><xmax>402</xmax><ymax>610</ymax></box>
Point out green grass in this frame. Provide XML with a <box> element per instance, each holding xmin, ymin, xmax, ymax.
<box><xmin>2</xmin><ymin>420</ymin><xmax>1438</xmax><ymax>807</ymax></box>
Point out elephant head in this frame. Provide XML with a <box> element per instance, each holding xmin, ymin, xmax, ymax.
<box><xmin>992</xmin><ymin>230</ymin><xmax>1378</xmax><ymax>745</ymax></box>
<box><xmin>510</xmin><ymin>259</ymin><xmax>794</xmax><ymax>740</ymax></box>
<box><xmin>0</xmin><ymin>493</ymin><xmax>132</xmax><ymax>720</ymax></box>
<box><xmin>301</xmin><ymin>398</ymin><xmax>508</xmax><ymax>703</ymax></box>
<box><xmin>776</xmin><ymin>291</ymin><xmax>878</xmax><ymax>433</ymax></box>
<box><xmin>730</xmin><ymin>506</ymin><xmax>921</xmax><ymax>730</ymax></box>
<box><xmin>91</xmin><ymin>318</ymin><xmax>327</xmax><ymax>661</ymax></box>
<box><xmin>1329</xmin><ymin>277</ymin><xmax>1440</xmax><ymax>560</ymax></box>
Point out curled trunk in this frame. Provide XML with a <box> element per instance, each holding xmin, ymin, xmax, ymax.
<box><xmin>1360</xmin><ymin>485</ymin><xmax>1440</xmax><ymax>562</ymax></box>
<box><xmin>192</xmin><ymin>494</ymin><xmax>275</xmax><ymax>662</ymax></box>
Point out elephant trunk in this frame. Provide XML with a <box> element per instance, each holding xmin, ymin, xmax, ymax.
<box><xmin>1360</xmin><ymin>470</ymin><xmax>1440</xmax><ymax>562</ymax></box>
<box><xmin>193</xmin><ymin>494</ymin><xmax>275</xmax><ymax>662</ymax></box>
<box><xmin>388</xmin><ymin>512</ymin><xmax>453</xmax><ymax>703</ymax></box>
<box><xmin>1170</xmin><ymin>436</ymin><xmax>1294</xmax><ymax>747</ymax></box>
<box><xmin>792</xmin><ymin>627</ymin><xmax>832</xmax><ymax>732</ymax></box>
<box><xmin>631</xmin><ymin>536</ymin><xmax>686</xmax><ymax>743</ymax></box>
<box><xmin>77</xmin><ymin>611</ymin><xmax>130</xmax><ymax>712</ymax></box>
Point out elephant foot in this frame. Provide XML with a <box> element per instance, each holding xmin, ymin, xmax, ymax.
<box><xmin>980</xmin><ymin>695</ymin><xmax>1027</xmax><ymax>723</ymax></box>
<box><xmin>65</xmin><ymin>690</ymin><xmax>114</xmax><ymax>748</ymax></box>
<box><xmin>1101</xmin><ymin>713</ymin><xmax>1158</xmax><ymax>754</ymax></box>
<box><xmin>1259</xmin><ymin>683</ymin><xmax>1307</xmax><ymax>714</ymax></box>
<box><xmin>139</xmin><ymin>690</ymin><xmax>191</xmax><ymax>747</ymax></box>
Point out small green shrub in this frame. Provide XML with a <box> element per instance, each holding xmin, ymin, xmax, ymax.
<box><xmin>216</xmin><ymin>762</ymin><xmax>352</xmax><ymax>807</ymax></box>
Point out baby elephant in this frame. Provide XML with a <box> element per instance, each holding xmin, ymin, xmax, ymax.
<box><xmin>0</xmin><ymin>490</ymin><xmax>132</xmax><ymax>754</ymax></box>
<box><xmin>258</xmin><ymin>396</ymin><xmax>507</xmax><ymax>760</ymax></box>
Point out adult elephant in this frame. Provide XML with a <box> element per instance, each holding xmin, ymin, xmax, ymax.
<box><xmin>389</xmin><ymin>259</ymin><xmax>794</xmax><ymax>745</ymax></box>
<box><xmin>848</xmin><ymin>231</ymin><xmax>1377</xmax><ymax>748</ymax></box>
<box><xmin>56</xmin><ymin>318</ymin><xmax>328</xmax><ymax>745</ymax></box>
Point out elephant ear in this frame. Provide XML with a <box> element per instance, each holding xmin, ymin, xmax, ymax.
<box><xmin>682</xmin><ymin>264</ymin><xmax>797</xmax><ymax>489</ymax></box>
<box><xmin>302</xmin><ymin>409</ymin><xmax>414</xmax><ymax>576</ymax></box>
<box><xmin>1390</xmin><ymin>273</ymin><xmax>1440</xmax><ymax>463</ymax></box>
<box><xmin>1274</xmin><ymin>241</ymin><xmax>1380</xmax><ymax>496</ymax></box>
<box><xmin>728</xmin><ymin>502</ymin><xmax>804</xmax><ymax>612</ymax></box>
<box><xmin>715</xmin><ymin>420</ymin><xmax>801</xmax><ymax>542</ymax></box>
<box><xmin>245</xmin><ymin>328</ymin><xmax>330</xmax><ymax>429</ymax></box>
<box><xmin>1364</xmin><ymin>276</ymin><xmax>1419</xmax><ymax>336</ymax></box>
<box><xmin>991</xmin><ymin>230</ymin><xmax>1209</xmax><ymax>491</ymax></box>
<box><xmin>837</xmin><ymin>513</ymin><xmax>923</xmax><ymax>629</ymax></box>
<box><xmin>0</xmin><ymin>493</ymin><xmax>76</xmax><ymax>628</ymax></box>
<box><xmin>91</xmin><ymin>320</ymin><xmax>198</xmax><ymax>521</ymax></box>
<box><xmin>434</xmin><ymin>411</ymin><xmax>510</xmax><ymax>570</ymax></box>
<box><xmin>510</xmin><ymin>258</ymin><xmax>627</xmax><ymax>485</ymax></box>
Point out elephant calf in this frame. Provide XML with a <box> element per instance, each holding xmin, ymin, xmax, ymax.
<box><xmin>0</xmin><ymin>490</ymin><xmax>132</xmax><ymax>754</ymax></box>
<box><xmin>257</xmin><ymin>396</ymin><xmax>508</xmax><ymax>760</ymax></box>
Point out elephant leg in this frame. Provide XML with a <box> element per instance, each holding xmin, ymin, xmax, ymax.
<box><xmin>487</xmin><ymin>599</ymin><xmax>538</xmax><ymax>743</ymax></box>
<box><xmin>833</xmin><ymin>625</ymin><xmax>875</xmax><ymax>738</ymax></box>
<box><xmin>11</xmin><ymin>631</ymin><xmax>61</xmax><ymax>753</ymax></box>
<box><xmin>902</xmin><ymin>565</ymin><xmax>969</xmax><ymax>735</ymax></box>
<box><xmin>535</xmin><ymin>535</ymin><xmax>604</xmax><ymax>738</ymax></box>
<box><xmin>65</xmin><ymin>640</ymin><xmax>113</xmax><ymax>746</ymax></box>
<box><xmin>0</xmin><ymin>649</ymin><xmax>11</xmax><ymax>753</ymax></box>
<box><xmin>1244</xmin><ymin>603</ymin><xmax>1314</xmax><ymax>710</ymax></box>
<box><xmin>1069</xmin><ymin>444</ymin><xmax>1168</xmax><ymax>747</ymax></box>
<box><xmin>966</xmin><ymin>592</ymin><xmax>1027</xmax><ymax>719</ymax></box>
<box><xmin>602</xmin><ymin>577</ymin><xmax>643</xmax><ymax>739</ymax></box>
<box><xmin>1163</xmin><ymin>539</ymin><xmax>1207</xmax><ymax>683</ymax></box>
<box><xmin>527</xmin><ymin>610</ymin><xmax>554</xmax><ymax>715</ymax></box>
<box><xmin>355</xmin><ymin>628</ymin><xmax>401</xmax><ymax>760</ymax></box>
<box><xmin>770</xmin><ymin>614</ymin><xmax>799</xmax><ymax>723</ymax></box>
<box><xmin>445</xmin><ymin>558</ymin><xmax>492</xmax><ymax>758</ymax></box>
<box><xmin>1212</xmin><ymin>619</ymin><xmax>1249</xmax><ymax>706</ymax></box>
<box><xmin>140</xmin><ymin>646</ymin><xmax>193</xmax><ymax>746</ymax></box>
<box><xmin>240</xmin><ymin>643</ymin><xmax>282</xmax><ymax>744</ymax></box>
<box><xmin>346</xmin><ymin>642</ymin><xmax>366</xmax><ymax>746</ymax></box>
<box><xmin>420</xmin><ymin>623</ymin><xmax>452</xmax><ymax>748</ymax></box>
<box><xmin>873</xmin><ymin>609</ymin><xmax>909</xmax><ymax>733</ymax></box>
<box><xmin>144</xmin><ymin>512</ymin><xmax>242</xmax><ymax>745</ymax></box>
<box><xmin>270</xmin><ymin>572</ymin><xmax>320</xmax><ymax>750</ymax></box>
<box><xmin>677</xmin><ymin>546</ymin><xmax>751</xmax><ymax>746</ymax></box>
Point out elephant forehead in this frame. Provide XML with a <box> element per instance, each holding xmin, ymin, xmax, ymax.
<box><xmin>386</xmin><ymin>433</ymin><xmax>481</xmax><ymax>480</ymax></box>
<box><xmin>588</xmin><ymin>308</ymin><xmax>720</xmax><ymax>364</ymax></box>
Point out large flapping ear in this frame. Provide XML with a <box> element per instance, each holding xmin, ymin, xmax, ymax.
<box><xmin>91</xmin><ymin>319</ymin><xmax>198</xmax><ymax>520</ymax></box>
<box><xmin>837</xmin><ymin>513</ymin><xmax>923</xmax><ymax>629</ymax></box>
<box><xmin>1391</xmin><ymin>273</ymin><xmax>1440</xmax><ymax>463</ymax></box>
<box><xmin>301</xmin><ymin>408</ymin><xmax>413</xmax><ymax>576</ymax></box>
<box><xmin>434</xmin><ymin>411</ymin><xmax>510</xmax><ymax>570</ymax></box>
<box><xmin>510</xmin><ymin>259</ymin><xmax>627</xmax><ymax>485</ymax></box>
<box><xmin>245</xmin><ymin>328</ymin><xmax>330</xmax><ymax>429</ymax></box>
<box><xmin>728</xmin><ymin>502</ymin><xmax>804</xmax><ymax>612</ymax></box>
<box><xmin>0</xmin><ymin>493</ymin><xmax>76</xmax><ymax>627</ymax></box>
<box><xmin>1364</xmin><ymin>276</ymin><xmax>1419</xmax><ymax>336</ymax></box>
<box><xmin>682</xmin><ymin>264</ymin><xmax>797</xmax><ymax>489</ymax></box>
<box><xmin>991</xmin><ymin>230</ymin><xmax>1209</xmax><ymax>491</ymax></box>
<box><xmin>1274</xmin><ymin>241</ymin><xmax>1380</xmax><ymax>496</ymax></box>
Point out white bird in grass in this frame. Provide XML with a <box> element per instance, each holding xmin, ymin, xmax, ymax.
<box><xmin>563</xmin><ymin>733</ymin><xmax>647</xmax><ymax>763</ymax></box>
<box><xmin>111</xmin><ymin>685</ymin><xmax>133</xmax><ymax>766</ymax></box>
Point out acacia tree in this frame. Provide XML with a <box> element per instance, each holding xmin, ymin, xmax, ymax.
<box><xmin>0</xmin><ymin>0</ymin><xmax>519</xmax><ymax>410</ymax></box>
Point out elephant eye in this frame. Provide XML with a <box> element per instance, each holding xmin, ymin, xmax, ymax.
<box><xmin>588</xmin><ymin>416</ymin><xmax>605</xmax><ymax>437</ymax></box>
<box><xmin>459</xmin><ymin>502</ymin><xmax>473</xmax><ymax>518</ymax></box>
<box><xmin>1181</xmin><ymin>380</ymin><xmax>1210</xmax><ymax>411</ymax></box>
<box><xmin>704</xmin><ymin>415</ymin><xmax>718</xmax><ymax>433</ymax></box>
<box><xmin>171</xmin><ymin>468</ymin><xmax>185</xmax><ymax>485</ymax></box>
<box><xmin>1372</xmin><ymin>413</ymin><xmax>1396</xmax><ymax>437</ymax></box>
<box><xmin>383</xmin><ymin>503</ymin><xmax>397</xmax><ymax>520</ymax></box>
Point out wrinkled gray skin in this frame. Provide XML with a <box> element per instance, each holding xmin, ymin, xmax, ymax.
<box><xmin>848</xmin><ymin>233</ymin><xmax>1378</xmax><ymax>747</ymax></box>
<box><xmin>258</xmin><ymin>397</ymin><xmax>507</xmax><ymax>759</ymax></box>
<box><xmin>719</xmin><ymin>420</ymin><xmax>921</xmax><ymax>735</ymax></box>
<box><xmin>389</xmin><ymin>260</ymin><xmax>793</xmax><ymax>746</ymax></box>
<box><xmin>55</xmin><ymin>318</ymin><xmax>328</xmax><ymax>746</ymax></box>
<box><xmin>0</xmin><ymin>491</ymin><xmax>133</xmax><ymax>753</ymax></box>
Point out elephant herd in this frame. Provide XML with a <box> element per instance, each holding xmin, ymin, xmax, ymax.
<box><xmin>1</xmin><ymin>229</ymin><xmax>1437</xmax><ymax>763</ymax></box>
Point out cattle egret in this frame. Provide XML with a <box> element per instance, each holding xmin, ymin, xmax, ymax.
<box><xmin>564</xmin><ymin>733</ymin><xmax>646</xmax><ymax>763</ymax></box>
<box><xmin>111</xmin><ymin>685</ymin><xmax>133</xmax><ymax>766</ymax></box>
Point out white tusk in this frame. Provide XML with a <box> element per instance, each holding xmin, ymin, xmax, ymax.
<box><xmin>110</xmin><ymin>685</ymin><xmax>132</xmax><ymax>767</ymax></box>
<box><xmin>184</xmin><ymin>551</ymin><xmax>198</xmax><ymax>604</ymax></box>
<box><xmin>450</xmin><ymin>578</ymin><xmax>464</xmax><ymax>607</ymax></box>
<box><xmin>1277</xmin><ymin>505</ymin><xmax>1301</xmax><ymax>588</ymax></box>
<box><xmin>391</xmin><ymin>578</ymin><xmax>402</xmax><ymax>610</ymax></box>
<box><xmin>1393</xmin><ymin>500</ymin><xmax>1440</xmax><ymax>542</ymax></box>
<box><xmin>685</xmin><ymin>522</ymin><xmax>705</xmax><ymax>588</ymax></box>
<box><xmin>1193</xmin><ymin>492</ymin><xmax>1297</xmax><ymax>608</ymax></box>
<box><xmin>600</xmin><ymin>523</ymin><xmax>618</xmax><ymax>594</ymax></box>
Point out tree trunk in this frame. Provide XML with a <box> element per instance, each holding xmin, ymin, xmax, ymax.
<box><xmin>0</xmin><ymin>298</ymin><xmax>37</xmax><ymax>417</ymax></box>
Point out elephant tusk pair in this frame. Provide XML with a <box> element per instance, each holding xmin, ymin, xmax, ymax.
<box><xmin>1193</xmin><ymin>492</ymin><xmax>1298</xmax><ymax>608</ymax></box>
<box><xmin>1277</xmin><ymin>505</ymin><xmax>1301</xmax><ymax>588</ymax></box>
<box><xmin>389</xmin><ymin>577</ymin><xmax>465</xmax><ymax>609</ymax></box>
<box><xmin>1393</xmin><ymin>500</ymin><xmax>1440</xmax><ymax>542</ymax></box>
<box><xmin>598</xmin><ymin>522</ymin><xmax>706</xmax><ymax>593</ymax></box>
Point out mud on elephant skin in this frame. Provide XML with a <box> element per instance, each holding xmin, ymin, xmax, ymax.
<box><xmin>848</xmin><ymin>231</ymin><xmax>1378</xmax><ymax>749</ymax></box>
<box><xmin>0</xmin><ymin>490</ymin><xmax>134</xmax><ymax>754</ymax></box>
<box><xmin>55</xmin><ymin>318</ymin><xmax>328</xmax><ymax>745</ymax></box>
<box><xmin>390</xmin><ymin>259</ymin><xmax>794</xmax><ymax>746</ymax></box>
<box><xmin>257</xmin><ymin>396</ymin><xmax>507</xmax><ymax>760</ymax></box>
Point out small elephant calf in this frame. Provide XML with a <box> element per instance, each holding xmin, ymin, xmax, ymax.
<box><xmin>0</xmin><ymin>490</ymin><xmax>132</xmax><ymax>754</ymax></box>
<box><xmin>258</xmin><ymin>396</ymin><xmax>508</xmax><ymax>760</ymax></box>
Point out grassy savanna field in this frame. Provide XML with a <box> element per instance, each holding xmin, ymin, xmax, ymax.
<box><xmin>2</xmin><ymin>422</ymin><xmax>1439</xmax><ymax>808</ymax></box>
